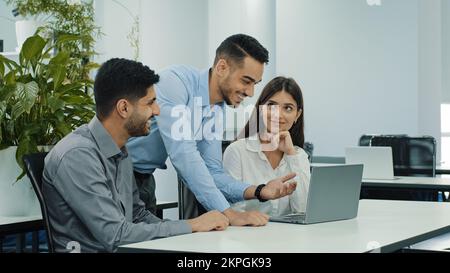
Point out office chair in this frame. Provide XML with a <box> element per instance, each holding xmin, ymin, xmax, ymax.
<box><xmin>177</xmin><ymin>176</ymin><xmax>207</xmax><ymax>220</ymax></box>
<box><xmin>359</xmin><ymin>134</ymin><xmax>438</xmax><ymax>201</ymax></box>
<box><xmin>22</xmin><ymin>152</ymin><xmax>55</xmax><ymax>253</ymax></box>
<box><xmin>303</xmin><ymin>142</ymin><xmax>314</xmax><ymax>163</ymax></box>
<box><xmin>368</xmin><ymin>135</ymin><xmax>436</xmax><ymax>177</ymax></box>
<box><xmin>359</xmin><ymin>134</ymin><xmax>376</xmax><ymax>147</ymax></box>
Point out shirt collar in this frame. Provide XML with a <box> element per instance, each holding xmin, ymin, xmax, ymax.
<box><xmin>88</xmin><ymin>116</ymin><xmax>126</xmax><ymax>159</ymax></box>
<box><xmin>197</xmin><ymin>68</ymin><xmax>211</xmax><ymax>106</ymax></box>
<box><xmin>245</xmin><ymin>137</ymin><xmax>287</xmax><ymax>167</ymax></box>
<box><xmin>245</xmin><ymin>137</ymin><xmax>262</xmax><ymax>153</ymax></box>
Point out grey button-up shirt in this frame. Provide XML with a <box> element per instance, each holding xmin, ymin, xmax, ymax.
<box><xmin>43</xmin><ymin>117</ymin><xmax>191</xmax><ymax>253</ymax></box>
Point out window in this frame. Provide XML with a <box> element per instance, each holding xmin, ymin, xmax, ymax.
<box><xmin>442</xmin><ymin>104</ymin><xmax>450</xmax><ymax>165</ymax></box>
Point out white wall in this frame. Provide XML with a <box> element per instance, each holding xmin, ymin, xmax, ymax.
<box><xmin>0</xmin><ymin>0</ymin><xmax>18</xmax><ymax>52</ymax></box>
<box><xmin>418</xmin><ymin>0</ymin><xmax>442</xmax><ymax>162</ymax></box>
<box><xmin>208</xmin><ymin>0</ymin><xmax>276</xmax><ymax>132</ymax></box>
<box><xmin>95</xmin><ymin>0</ymin><xmax>209</xmax><ymax>219</ymax></box>
<box><xmin>443</xmin><ymin>0</ymin><xmax>450</xmax><ymax>104</ymax></box>
<box><xmin>95</xmin><ymin>0</ymin><xmax>208</xmax><ymax>69</ymax></box>
<box><xmin>277</xmin><ymin>0</ymin><xmax>420</xmax><ymax>157</ymax></box>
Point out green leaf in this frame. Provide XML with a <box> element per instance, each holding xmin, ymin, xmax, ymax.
<box><xmin>54</xmin><ymin>110</ymin><xmax>65</xmax><ymax>122</ymax></box>
<box><xmin>0</xmin><ymin>55</ymin><xmax>20</xmax><ymax>71</ymax></box>
<box><xmin>48</xmin><ymin>96</ymin><xmax>66</xmax><ymax>113</ymax></box>
<box><xmin>60</xmin><ymin>95</ymin><xmax>88</xmax><ymax>104</ymax></box>
<box><xmin>12</xmin><ymin>82</ymin><xmax>39</xmax><ymax>119</ymax></box>
<box><xmin>82</xmin><ymin>62</ymin><xmax>100</xmax><ymax>71</ymax></box>
<box><xmin>6</xmin><ymin>120</ymin><xmax>15</xmax><ymax>139</ymax></box>
<box><xmin>0</xmin><ymin>85</ymin><xmax>16</xmax><ymax>101</ymax></box>
<box><xmin>50</xmin><ymin>51</ymin><xmax>70</xmax><ymax>66</ymax></box>
<box><xmin>58</xmin><ymin>82</ymin><xmax>83</xmax><ymax>95</ymax></box>
<box><xmin>11</xmin><ymin>102</ymin><xmax>25</xmax><ymax>121</ymax></box>
<box><xmin>0</xmin><ymin>61</ymin><xmax>4</xmax><ymax>79</ymax></box>
<box><xmin>0</xmin><ymin>101</ymin><xmax>6</xmax><ymax>118</ymax></box>
<box><xmin>20</xmin><ymin>35</ymin><xmax>46</xmax><ymax>63</ymax></box>
<box><xmin>49</xmin><ymin>64</ymin><xmax>67</xmax><ymax>90</ymax></box>
<box><xmin>56</xmin><ymin>122</ymin><xmax>72</xmax><ymax>136</ymax></box>
<box><xmin>55</xmin><ymin>34</ymin><xmax>83</xmax><ymax>45</ymax></box>
<box><xmin>4</xmin><ymin>71</ymin><xmax>16</xmax><ymax>85</ymax></box>
<box><xmin>15</xmin><ymin>136</ymin><xmax>38</xmax><ymax>181</ymax></box>
<box><xmin>15</xmin><ymin>137</ymin><xmax>29</xmax><ymax>171</ymax></box>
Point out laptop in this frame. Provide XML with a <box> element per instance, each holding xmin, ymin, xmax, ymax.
<box><xmin>345</xmin><ymin>147</ymin><xmax>397</xmax><ymax>180</ymax></box>
<box><xmin>270</xmin><ymin>164</ymin><xmax>363</xmax><ymax>225</ymax></box>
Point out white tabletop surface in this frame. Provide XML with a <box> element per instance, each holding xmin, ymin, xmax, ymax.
<box><xmin>118</xmin><ymin>200</ymin><xmax>450</xmax><ymax>253</ymax></box>
<box><xmin>311</xmin><ymin>163</ymin><xmax>344</xmax><ymax>167</ymax></box>
<box><xmin>362</xmin><ymin>176</ymin><xmax>450</xmax><ymax>190</ymax></box>
<box><xmin>311</xmin><ymin>163</ymin><xmax>450</xmax><ymax>189</ymax></box>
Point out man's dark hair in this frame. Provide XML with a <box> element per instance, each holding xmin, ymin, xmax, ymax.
<box><xmin>94</xmin><ymin>58</ymin><xmax>159</xmax><ymax>120</ymax></box>
<box><xmin>214</xmin><ymin>34</ymin><xmax>269</xmax><ymax>66</ymax></box>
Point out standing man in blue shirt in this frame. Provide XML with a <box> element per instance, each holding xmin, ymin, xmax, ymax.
<box><xmin>128</xmin><ymin>34</ymin><xmax>297</xmax><ymax>226</ymax></box>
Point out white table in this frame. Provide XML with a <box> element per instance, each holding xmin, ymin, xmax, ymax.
<box><xmin>118</xmin><ymin>200</ymin><xmax>450</xmax><ymax>253</ymax></box>
<box><xmin>311</xmin><ymin>163</ymin><xmax>343</xmax><ymax>168</ymax></box>
<box><xmin>362</xmin><ymin>176</ymin><xmax>450</xmax><ymax>191</ymax></box>
<box><xmin>311</xmin><ymin>163</ymin><xmax>450</xmax><ymax>191</ymax></box>
<box><xmin>437</xmin><ymin>163</ymin><xmax>450</xmax><ymax>175</ymax></box>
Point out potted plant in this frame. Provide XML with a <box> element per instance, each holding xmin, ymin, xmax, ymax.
<box><xmin>10</xmin><ymin>7</ymin><xmax>48</xmax><ymax>52</ymax></box>
<box><xmin>6</xmin><ymin>0</ymin><xmax>99</xmax><ymax>81</ymax></box>
<box><xmin>0</xmin><ymin>33</ymin><xmax>96</xmax><ymax>216</ymax></box>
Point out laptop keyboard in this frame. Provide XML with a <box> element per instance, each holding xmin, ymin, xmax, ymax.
<box><xmin>281</xmin><ymin>213</ymin><xmax>306</xmax><ymax>219</ymax></box>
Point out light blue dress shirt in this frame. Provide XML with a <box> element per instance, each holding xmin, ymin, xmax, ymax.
<box><xmin>127</xmin><ymin>65</ymin><xmax>251</xmax><ymax>212</ymax></box>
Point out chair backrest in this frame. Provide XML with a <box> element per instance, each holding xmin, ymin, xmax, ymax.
<box><xmin>304</xmin><ymin>142</ymin><xmax>314</xmax><ymax>163</ymax></box>
<box><xmin>359</xmin><ymin>134</ymin><xmax>376</xmax><ymax>147</ymax></box>
<box><xmin>22</xmin><ymin>152</ymin><xmax>55</xmax><ymax>253</ymax></box>
<box><xmin>177</xmin><ymin>176</ymin><xmax>207</xmax><ymax>220</ymax></box>
<box><xmin>359</xmin><ymin>135</ymin><xmax>436</xmax><ymax>177</ymax></box>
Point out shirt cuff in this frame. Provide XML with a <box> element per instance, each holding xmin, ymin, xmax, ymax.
<box><xmin>236</xmin><ymin>184</ymin><xmax>254</xmax><ymax>203</ymax></box>
<box><xmin>166</xmin><ymin>220</ymin><xmax>193</xmax><ymax>235</ymax></box>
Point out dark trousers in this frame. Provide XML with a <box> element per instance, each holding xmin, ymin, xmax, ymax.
<box><xmin>134</xmin><ymin>172</ymin><xmax>157</xmax><ymax>215</ymax></box>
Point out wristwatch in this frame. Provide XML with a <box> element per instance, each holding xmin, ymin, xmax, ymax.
<box><xmin>255</xmin><ymin>184</ymin><xmax>268</xmax><ymax>203</ymax></box>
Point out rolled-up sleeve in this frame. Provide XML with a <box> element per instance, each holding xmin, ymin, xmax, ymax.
<box><xmin>198</xmin><ymin>138</ymin><xmax>251</xmax><ymax>204</ymax></box>
<box><xmin>53</xmin><ymin>148</ymin><xmax>191</xmax><ymax>252</ymax></box>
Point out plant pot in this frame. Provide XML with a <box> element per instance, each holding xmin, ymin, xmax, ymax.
<box><xmin>15</xmin><ymin>20</ymin><xmax>43</xmax><ymax>52</ymax></box>
<box><xmin>0</xmin><ymin>146</ymin><xmax>51</xmax><ymax>217</ymax></box>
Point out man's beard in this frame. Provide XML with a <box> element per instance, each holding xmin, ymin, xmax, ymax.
<box><xmin>125</xmin><ymin>113</ymin><xmax>150</xmax><ymax>137</ymax></box>
<box><xmin>219</xmin><ymin>80</ymin><xmax>234</xmax><ymax>106</ymax></box>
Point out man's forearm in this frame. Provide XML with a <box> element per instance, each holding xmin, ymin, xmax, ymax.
<box><xmin>243</xmin><ymin>185</ymin><xmax>257</xmax><ymax>200</ymax></box>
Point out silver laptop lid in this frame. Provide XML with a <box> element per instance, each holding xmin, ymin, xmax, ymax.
<box><xmin>304</xmin><ymin>164</ymin><xmax>363</xmax><ymax>224</ymax></box>
<box><xmin>345</xmin><ymin>147</ymin><xmax>394</xmax><ymax>180</ymax></box>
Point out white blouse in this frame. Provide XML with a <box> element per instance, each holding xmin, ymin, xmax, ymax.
<box><xmin>223</xmin><ymin>138</ymin><xmax>311</xmax><ymax>216</ymax></box>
